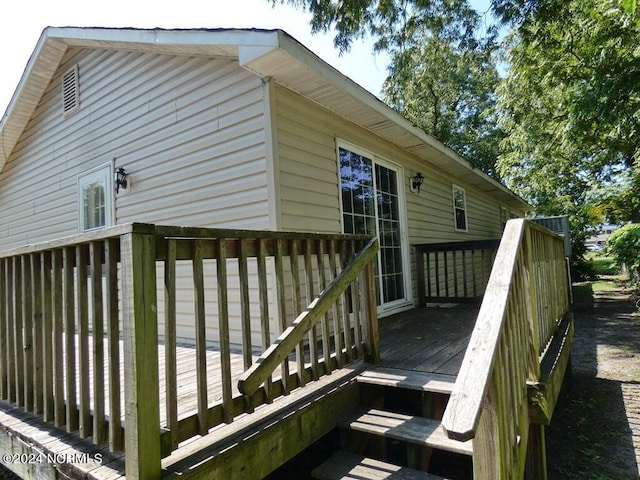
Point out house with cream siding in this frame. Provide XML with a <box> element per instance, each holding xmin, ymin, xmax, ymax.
<box><xmin>0</xmin><ymin>28</ymin><xmax>578</xmax><ymax>480</ymax></box>
<box><xmin>0</xmin><ymin>27</ymin><xmax>530</xmax><ymax>340</ymax></box>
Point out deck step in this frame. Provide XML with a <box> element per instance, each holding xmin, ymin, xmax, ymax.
<box><xmin>312</xmin><ymin>451</ymin><xmax>446</xmax><ymax>480</ymax></box>
<box><xmin>357</xmin><ymin>367</ymin><xmax>456</xmax><ymax>394</ymax></box>
<box><xmin>339</xmin><ymin>408</ymin><xmax>473</xmax><ymax>457</ymax></box>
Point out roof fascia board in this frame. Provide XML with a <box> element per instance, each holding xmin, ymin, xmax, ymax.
<box><xmin>1</xmin><ymin>28</ymin><xmax>68</xmax><ymax>171</ymax></box>
<box><xmin>48</xmin><ymin>26</ymin><xmax>280</xmax><ymax>50</ymax></box>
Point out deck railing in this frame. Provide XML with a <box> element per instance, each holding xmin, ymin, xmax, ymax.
<box><xmin>0</xmin><ymin>223</ymin><xmax>379</xmax><ymax>479</ymax></box>
<box><xmin>441</xmin><ymin>219</ymin><xmax>570</xmax><ymax>478</ymax></box>
<box><xmin>414</xmin><ymin>239</ymin><xmax>500</xmax><ymax>305</ymax></box>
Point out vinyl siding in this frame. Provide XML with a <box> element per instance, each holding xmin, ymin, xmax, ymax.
<box><xmin>273</xmin><ymin>84</ymin><xmax>519</xmax><ymax>306</ymax></box>
<box><xmin>0</xmin><ymin>48</ymin><xmax>272</xmax><ymax>250</ymax></box>
<box><xmin>274</xmin><ymin>84</ymin><xmax>510</xmax><ymax>242</ymax></box>
<box><xmin>0</xmin><ymin>48</ymin><xmax>277</xmax><ymax>349</ymax></box>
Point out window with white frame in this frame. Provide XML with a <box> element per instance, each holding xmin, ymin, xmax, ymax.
<box><xmin>452</xmin><ymin>185</ymin><xmax>468</xmax><ymax>231</ymax></box>
<box><xmin>78</xmin><ymin>164</ymin><xmax>113</xmax><ymax>232</ymax></box>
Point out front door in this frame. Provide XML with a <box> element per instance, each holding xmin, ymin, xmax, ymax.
<box><xmin>339</xmin><ymin>144</ymin><xmax>409</xmax><ymax>311</ymax></box>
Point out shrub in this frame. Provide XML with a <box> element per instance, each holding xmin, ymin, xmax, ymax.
<box><xmin>606</xmin><ymin>223</ymin><xmax>640</xmax><ymax>283</ymax></box>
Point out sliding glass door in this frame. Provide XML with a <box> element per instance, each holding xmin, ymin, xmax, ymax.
<box><xmin>339</xmin><ymin>145</ymin><xmax>408</xmax><ymax>310</ymax></box>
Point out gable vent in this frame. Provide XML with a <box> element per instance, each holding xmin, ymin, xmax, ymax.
<box><xmin>62</xmin><ymin>65</ymin><xmax>80</xmax><ymax>117</ymax></box>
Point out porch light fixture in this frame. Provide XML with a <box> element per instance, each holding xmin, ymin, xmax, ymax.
<box><xmin>411</xmin><ymin>172</ymin><xmax>425</xmax><ymax>193</ymax></box>
<box><xmin>114</xmin><ymin>167</ymin><xmax>129</xmax><ymax>193</ymax></box>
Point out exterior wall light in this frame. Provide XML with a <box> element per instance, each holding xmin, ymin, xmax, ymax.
<box><xmin>411</xmin><ymin>172</ymin><xmax>425</xmax><ymax>193</ymax></box>
<box><xmin>114</xmin><ymin>167</ymin><xmax>129</xmax><ymax>193</ymax></box>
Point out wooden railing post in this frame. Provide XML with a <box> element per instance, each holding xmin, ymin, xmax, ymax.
<box><xmin>363</xmin><ymin>259</ymin><xmax>379</xmax><ymax>364</ymax></box>
<box><xmin>415</xmin><ymin>249</ymin><xmax>426</xmax><ymax>308</ymax></box>
<box><xmin>121</xmin><ymin>225</ymin><xmax>161</xmax><ymax>480</ymax></box>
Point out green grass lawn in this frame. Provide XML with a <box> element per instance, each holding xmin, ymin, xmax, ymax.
<box><xmin>585</xmin><ymin>252</ymin><xmax>620</xmax><ymax>276</ymax></box>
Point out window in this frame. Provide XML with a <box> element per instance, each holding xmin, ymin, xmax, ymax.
<box><xmin>452</xmin><ymin>185</ymin><xmax>468</xmax><ymax>231</ymax></box>
<box><xmin>500</xmin><ymin>206</ymin><xmax>518</xmax><ymax>230</ymax></box>
<box><xmin>78</xmin><ymin>164</ymin><xmax>113</xmax><ymax>232</ymax></box>
<box><xmin>62</xmin><ymin>64</ymin><xmax>80</xmax><ymax>117</ymax></box>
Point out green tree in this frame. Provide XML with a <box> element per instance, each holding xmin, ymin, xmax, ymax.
<box><xmin>607</xmin><ymin>223</ymin><xmax>640</xmax><ymax>283</ymax></box>
<box><xmin>381</xmin><ymin>4</ymin><xmax>504</xmax><ymax>176</ymax></box>
<box><xmin>497</xmin><ymin>0</ymin><xmax>640</xmax><ymax>223</ymax></box>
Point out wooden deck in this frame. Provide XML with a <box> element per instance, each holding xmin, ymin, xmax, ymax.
<box><xmin>0</xmin><ymin>304</ymin><xmax>478</xmax><ymax>480</ymax></box>
<box><xmin>377</xmin><ymin>305</ymin><xmax>478</xmax><ymax>375</ymax></box>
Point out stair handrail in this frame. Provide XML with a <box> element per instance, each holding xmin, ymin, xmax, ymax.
<box><xmin>238</xmin><ymin>236</ymin><xmax>379</xmax><ymax>397</ymax></box>
<box><xmin>441</xmin><ymin>219</ymin><xmax>569</xmax><ymax>476</ymax></box>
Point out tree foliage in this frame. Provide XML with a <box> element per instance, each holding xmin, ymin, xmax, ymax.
<box><xmin>380</xmin><ymin>4</ymin><xmax>504</xmax><ymax>176</ymax></box>
<box><xmin>606</xmin><ymin>223</ymin><xmax>640</xmax><ymax>283</ymax></box>
<box><xmin>497</xmin><ymin>0</ymin><xmax>640</xmax><ymax>224</ymax></box>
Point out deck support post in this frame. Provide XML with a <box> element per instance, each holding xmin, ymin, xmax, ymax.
<box><xmin>121</xmin><ymin>225</ymin><xmax>161</xmax><ymax>480</ymax></box>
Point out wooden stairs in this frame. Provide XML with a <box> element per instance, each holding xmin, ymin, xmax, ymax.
<box><xmin>312</xmin><ymin>366</ymin><xmax>473</xmax><ymax>480</ymax></box>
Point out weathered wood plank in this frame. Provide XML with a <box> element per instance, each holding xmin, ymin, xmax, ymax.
<box><xmin>21</xmin><ymin>255</ymin><xmax>33</xmax><ymax>413</ymax></box>
<box><xmin>105</xmin><ymin>239</ymin><xmax>122</xmax><ymax>452</ymax></box>
<box><xmin>41</xmin><ymin>253</ymin><xmax>53</xmax><ymax>422</ymax></box>
<box><xmin>51</xmin><ymin>250</ymin><xmax>65</xmax><ymax>427</ymax></box>
<box><xmin>362</xmin><ymin>260</ymin><xmax>379</xmax><ymax>364</ymax></box>
<box><xmin>274</xmin><ymin>238</ymin><xmax>290</xmax><ymax>395</ymax></box>
<box><xmin>63</xmin><ymin>248</ymin><xmax>78</xmax><ymax>433</ymax></box>
<box><xmin>76</xmin><ymin>245</ymin><xmax>91</xmax><ymax>438</ymax></box>
<box><xmin>30</xmin><ymin>254</ymin><xmax>44</xmax><ymax>416</ymax></box>
<box><xmin>215</xmin><ymin>238</ymin><xmax>233</xmax><ymax>425</ymax></box>
<box><xmin>192</xmin><ymin>239</ymin><xmax>208</xmax><ymax>435</ymax></box>
<box><xmin>316</xmin><ymin>240</ymin><xmax>332</xmax><ymax>375</ymax></box>
<box><xmin>304</xmin><ymin>239</ymin><xmax>320</xmax><ymax>381</ymax></box>
<box><xmin>0</xmin><ymin>259</ymin><xmax>7</xmax><ymax>400</ymax></box>
<box><xmin>237</xmin><ymin>239</ymin><xmax>252</xmax><ymax>371</ymax></box>
<box><xmin>238</xmin><ymin>238</ymin><xmax>378</xmax><ymax>397</ymax></box>
<box><xmin>328</xmin><ymin>239</ymin><xmax>344</xmax><ymax>368</ymax></box>
<box><xmin>90</xmin><ymin>242</ymin><xmax>106</xmax><ymax>443</ymax></box>
<box><xmin>256</xmin><ymin>238</ymin><xmax>273</xmax><ymax>402</ymax></box>
<box><xmin>121</xmin><ymin>230</ymin><xmax>161</xmax><ymax>480</ymax></box>
<box><xmin>527</xmin><ymin>315</ymin><xmax>574</xmax><ymax>426</ymax></box>
<box><xmin>340</xmin><ymin>408</ymin><xmax>473</xmax><ymax>456</ymax></box>
<box><xmin>289</xmin><ymin>239</ymin><xmax>306</xmax><ymax>388</ymax></box>
<box><xmin>357</xmin><ymin>367</ymin><xmax>456</xmax><ymax>394</ymax></box>
<box><xmin>163</xmin><ymin>366</ymin><xmax>363</xmax><ymax>480</ymax></box>
<box><xmin>164</xmin><ymin>239</ymin><xmax>178</xmax><ymax>449</ymax></box>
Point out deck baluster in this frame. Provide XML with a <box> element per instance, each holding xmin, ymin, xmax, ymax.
<box><xmin>76</xmin><ymin>245</ymin><xmax>91</xmax><ymax>438</ymax></box>
<box><xmin>164</xmin><ymin>238</ymin><xmax>178</xmax><ymax>449</ymax></box>
<box><xmin>63</xmin><ymin>247</ymin><xmax>78</xmax><ymax>432</ymax></box>
<box><xmin>216</xmin><ymin>238</ymin><xmax>233</xmax><ymax>424</ymax></box>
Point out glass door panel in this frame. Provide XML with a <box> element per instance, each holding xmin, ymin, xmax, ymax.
<box><xmin>339</xmin><ymin>146</ymin><xmax>406</xmax><ymax>308</ymax></box>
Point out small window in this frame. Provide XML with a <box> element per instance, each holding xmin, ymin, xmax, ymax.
<box><xmin>78</xmin><ymin>164</ymin><xmax>113</xmax><ymax>232</ymax></box>
<box><xmin>500</xmin><ymin>206</ymin><xmax>518</xmax><ymax>230</ymax></box>
<box><xmin>452</xmin><ymin>185</ymin><xmax>468</xmax><ymax>231</ymax></box>
<box><xmin>62</xmin><ymin>65</ymin><xmax>80</xmax><ymax>117</ymax></box>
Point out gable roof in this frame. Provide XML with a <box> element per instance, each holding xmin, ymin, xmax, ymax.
<box><xmin>0</xmin><ymin>26</ymin><xmax>531</xmax><ymax>211</ymax></box>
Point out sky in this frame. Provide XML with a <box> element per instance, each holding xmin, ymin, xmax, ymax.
<box><xmin>0</xmin><ymin>0</ymin><xmax>391</xmax><ymax>119</ymax></box>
